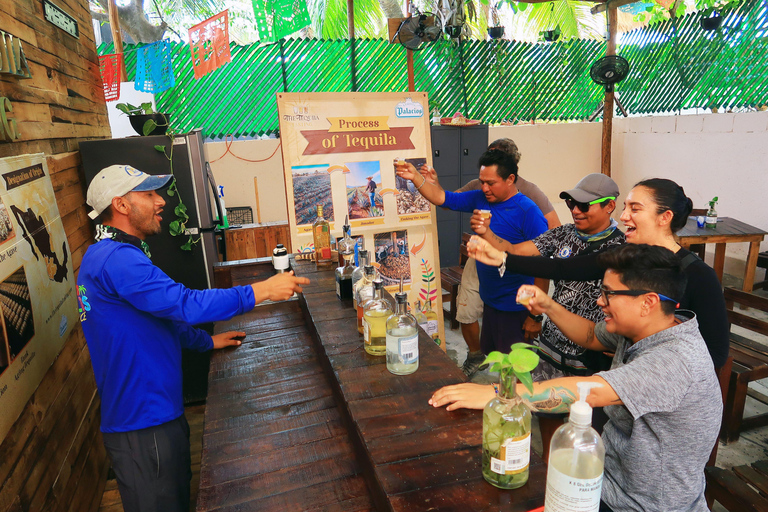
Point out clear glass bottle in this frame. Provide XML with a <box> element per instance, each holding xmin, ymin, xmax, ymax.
<box><xmin>363</xmin><ymin>280</ymin><xmax>392</xmax><ymax>356</ymax></box>
<box><xmin>421</xmin><ymin>299</ymin><xmax>442</xmax><ymax>348</ymax></box>
<box><xmin>356</xmin><ymin>265</ymin><xmax>376</xmax><ymax>334</ymax></box>
<box><xmin>386</xmin><ymin>291</ymin><xmax>419</xmax><ymax>375</ymax></box>
<box><xmin>413</xmin><ymin>300</ymin><xmax>428</xmax><ymax>330</ymax></box>
<box><xmin>335</xmin><ymin>219</ymin><xmax>355</xmax><ymax>300</ymax></box>
<box><xmin>482</xmin><ymin>370</ymin><xmax>531</xmax><ymax>489</ymax></box>
<box><xmin>312</xmin><ymin>204</ymin><xmax>334</xmax><ymax>267</ymax></box>
<box><xmin>545</xmin><ymin>383</ymin><xmax>605</xmax><ymax>510</ymax></box>
<box><xmin>352</xmin><ymin>250</ymin><xmax>369</xmax><ymax>311</ymax></box>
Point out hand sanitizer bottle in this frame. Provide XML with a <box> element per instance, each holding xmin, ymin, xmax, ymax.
<box><xmin>544</xmin><ymin>382</ymin><xmax>605</xmax><ymax>512</ymax></box>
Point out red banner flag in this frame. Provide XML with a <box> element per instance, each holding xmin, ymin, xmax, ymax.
<box><xmin>188</xmin><ymin>10</ymin><xmax>232</xmax><ymax>80</ymax></box>
<box><xmin>99</xmin><ymin>53</ymin><xmax>123</xmax><ymax>101</ymax></box>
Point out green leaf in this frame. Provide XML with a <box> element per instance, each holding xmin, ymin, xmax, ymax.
<box><xmin>519</xmin><ymin>1</ymin><xmax>527</xmax><ymax>10</ymax></box>
<box><xmin>180</xmin><ymin>239</ymin><xmax>193</xmax><ymax>251</ymax></box>
<box><xmin>509</xmin><ymin>342</ymin><xmax>539</xmax><ymax>351</ymax></box>
<box><xmin>140</xmin><ymin>102</ymin><xmax>154</xmax><ymax>114</ymax></box>
<box><xmin>510</xmin><ymin>349</ymin><xmax>540</xmax><ymax>373</ymax></box>
<box><xmin>154</xmin><ymin>145</ymin><xmax>166</xmax><ymax>153</ymax></box>
<box><xmin>169</xmin><ymin>219</ymin><xmax>184</xmax><ymax>236</ymax></box>
<box><xmin>482</xmin><ymin>352</ymin><xmax>505</xmax><ymax>366</ymax></box>
<box><xmin>515</xmin><ymin>370</ymin><xmax>535</xmax><ymax>394</ymax></box>
<box><xmin>142</xmin><ymin>119</ymin><xmax>158</xmax><ymax>136</ymax></box>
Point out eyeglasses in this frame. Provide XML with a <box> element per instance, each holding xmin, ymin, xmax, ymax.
<box><xmin>565</xmin><ymin>196</ymin><xmax>616</xmax><ymax>213</ymax></box>
<box><xmin>599</xmin><ymin>286</ymin><xmax>678</xmax><ymax>307</ymax></box>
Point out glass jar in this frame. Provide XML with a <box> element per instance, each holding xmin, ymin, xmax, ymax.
<box><xmin>482</xmin><ymin>369</ymin><xmax>532</xmax><ymax>489</ymax></box>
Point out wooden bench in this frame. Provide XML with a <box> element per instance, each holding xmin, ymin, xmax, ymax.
<box><xmin>706</xmin><ymin>459</ymin><xmax>768</xmax><ymax>511</ymax></box>
<box><xmin>721</xmin><ymin>288</ymin><xmax>768</xmax><ymax>443</ymax></box>
<box><xmin>754</xmin><ymin>251</ymin><xmax>768</xmax><ymax>290</ymax></box>
<box><xmin>440</xmin><ymin>233</ymin><xmax>470</xmax><ymax>330</ymax></box>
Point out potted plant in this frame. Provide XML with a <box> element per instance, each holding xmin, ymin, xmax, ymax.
<box><xmin>445</xmin><ymin>24</ymin><xmax>463</xmax><ymax>38</ymax></box>
<box><xmin>700</xmin><ymin>11</ymin><xmax>723</xmax><ymax>30</ymax></box>
<box><xmin>488</xmin><ymin>6</ymin><xmax>505</xmax><ymax>39</ymax></box>
<box><xmin>115</xmin><ymin>102</ymin><xmax>171</xmax><ymax>136</ymax></box>
<box><xmin>540</xmin><ymin>27</ymin><xmax>561</xmax><ymax>42</ymax></box>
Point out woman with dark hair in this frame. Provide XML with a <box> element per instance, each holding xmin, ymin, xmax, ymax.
<box><xmin>463</xmin><ymin>178</ymin><xmax>730</xmax><ymax>370</ymax></box>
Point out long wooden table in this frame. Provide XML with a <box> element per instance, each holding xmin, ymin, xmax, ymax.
<box><xmin>197</xmin><ymin>258</ymin><xmax>547</xmax><ymax>511</ymax></box>
<box><xmin>678</xmin><ymin>216</ymin><xmax>767</xmax><ymax>292</ymax></box>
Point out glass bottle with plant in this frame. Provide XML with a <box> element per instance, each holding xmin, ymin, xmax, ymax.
<box><xmin>706</xmin><ymin>196</ymin><xmax>718</xmax><ymax>228</ymax></box>
<box><xmin>481</xmin><ymin>343</ymin><xmax>539</xmax><ymax>489</ymax></box>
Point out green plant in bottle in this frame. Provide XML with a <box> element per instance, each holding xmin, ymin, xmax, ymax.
<box><xmin>481</xmin><ymin>343</ymin><xmax>540</xmax><ymax>489</ymax></box>
<box><xmin>706</xmin><ymin>196</ymin><xmax>718</xmax><ymax>229</ymax></box>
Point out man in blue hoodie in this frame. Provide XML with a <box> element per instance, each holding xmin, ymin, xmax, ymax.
<box><xmin>78</xmin><ymin>164</ymin><xmax>308</xmax><ymax>512</ymax></box>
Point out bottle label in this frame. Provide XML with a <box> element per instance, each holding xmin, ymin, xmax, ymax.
<box><xmin>399</xmin><ymin>334</ymin><xmax>418</xmax><ymax>364</ymax></box>
<box><xmin>544</xmin><ymin>464</ymin><xmax>603</xmax><ymax>512</ymax></box>
<box><xmin>706</xmin><ymin>215</ymin><xmax>717</xmax><ymax>225</ymax></box>
<box><xmin>426</xmin><ymin>320</ymin><xmax>438</xmax><ymax>337</ymax></box>
<box><xmin>491</xmin><ymin>432</ymin><xmax>530</xmax><ymax>475</ymax></box>
<box><xmin>363</xmin><ymin>318</ymin><xmax>370</xmax><ymax>342</ymax></box>
<box><xmin>335</xmin><ymin>278</ymin><xmax>341</xmax><ymax>298</ymax></box>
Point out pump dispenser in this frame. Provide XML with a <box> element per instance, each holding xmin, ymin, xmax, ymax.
<box><xmin>544</xmin><ymin>382</ymin><xmax>605</xmax><ymax>512</ymax></box>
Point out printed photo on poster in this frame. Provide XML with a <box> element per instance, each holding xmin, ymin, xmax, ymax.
<box><xmin>0</xmin><ymin>200</ymin><xmax>16</xmax><ymax>245</ymax></box>
<box><xmin>345</xmin><ymin>161</ymin><xmax>384</xmax><ymax>220</ymax></box>
<box><xmin>0</xmin><ymin>266</ymin><xmax>34</xmax><ymax>376</ymax></box>
<box><xmin>395</xmin><ymin>157</ymin><xmax>430</xmax><ymax>216</ymax></box>
<box><xmin>292</xmin><ymin>164</ymin><xmax>334</xmax><ymax>225</ymax></box>
<box><xmin>374</xmin><ymin>230</ymin><xmax>411</xmax><ymax>285</ymax></box>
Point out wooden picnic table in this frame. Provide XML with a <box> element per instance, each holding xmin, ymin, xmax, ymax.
<box><xmin>197</xmin><ymin>258</ymin><xmax>547</xmax><ymax>511</ymax></box>
<box><xmin>677</xmin><ymin>217</ymin><xmax>767</xmax><ymax>292</ymax></box>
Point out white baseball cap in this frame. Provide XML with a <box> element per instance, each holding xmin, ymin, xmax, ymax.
<box><xmin>86</xmin><ymin>164</ymin><xmax>173</xmax><ymax>220</ymax></box>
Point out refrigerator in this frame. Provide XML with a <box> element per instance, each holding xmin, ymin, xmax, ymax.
<box><xmin>79</xmin><ymin>129</ymin><xmax>225</xmax><ymax>403</ymax></box>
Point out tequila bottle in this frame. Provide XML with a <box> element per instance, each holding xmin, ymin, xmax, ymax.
<box><xmin>386</xmin><ymin>290</ymin><xmax>419</xmax><ymax>375</ymax></box>
<box><xmin>335</xmin><ymin>218</ymin><xmax>355</xmax><ymax>300</ymax></box>
<box><xmin>352</xmin><ymin>250</ymin><xmax>369</xmax><ymax>310</ymax></box>
<box><xmin>422</xmin><ymin>299</ymin><xmax>442</xmax><ymax>348</ymax></box>
<box><xmin>312</xmin><ymin>204</ymin><xmax>334</xmax><ymax>267</ymax></box>
<box><xmin>355</xmin><ymin>265</ymin><xmax>376</xmax><ymax>334</ymax></box>
<box><xmin>363</xmin><ymin>280</ymin><xmax>391</xmax><ymax>356</ymax></box>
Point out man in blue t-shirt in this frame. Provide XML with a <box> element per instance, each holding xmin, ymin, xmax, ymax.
<box><xmin>78</xmin><ymin>165</ymin><xmax>308</xmax><ymax>512</ymax></box>
<box><xmin>396</xmin><ymin>150</ymin><xmax>548</xmax><ymax>354</ymax></box>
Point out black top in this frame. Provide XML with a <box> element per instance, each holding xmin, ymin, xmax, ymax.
<box><xmin>504</xmin><ymin>247</ymin><xmax>730</xmax><ymax>369</ymax></box>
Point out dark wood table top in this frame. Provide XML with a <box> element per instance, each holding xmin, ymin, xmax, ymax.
<box><xmin>678</xmin><ymin>217</ymin><xmax>768</xmax><ymax>242</ymax></box>
<box><xmin>199</xmin><ymin>258</ymin><xmax>546</xmax><ymax>511</ymax></box>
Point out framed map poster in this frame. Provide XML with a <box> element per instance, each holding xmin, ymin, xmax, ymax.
<box><xmin>277</xmin><ymin>92</ymin><xmax>445</xmax><ymax>348</ymax></box>
<box><xmin>0</xmin><ymin>154</ymin><xmax>77</xmax><ymax>441</ymax></box>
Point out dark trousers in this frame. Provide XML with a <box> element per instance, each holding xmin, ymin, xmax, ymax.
<box><xmin>480</xmin><ymin>305</ymin><xmax>529</xmax><ymax>355</ymax></box>
<box><xmin>103</xmin><ymin>415</ymin><xmax>191</xmax><ymax>512</ymax></box>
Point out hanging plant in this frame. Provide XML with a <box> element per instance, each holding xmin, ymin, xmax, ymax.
<box><xmin>153</xmin><ymin>130</ymin><xmax>201</xmax><ymax>251</ymax></box>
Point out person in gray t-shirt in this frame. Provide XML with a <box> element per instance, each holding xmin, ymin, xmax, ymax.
<box><xmin>429</xmin><ymin>244</ymin><xmax>722</xmax><ymax>512</ymax></box>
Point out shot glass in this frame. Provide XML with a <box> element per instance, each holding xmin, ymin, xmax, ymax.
<box><xmin>696</xmin><ymin>216</ymin><xmax>706</xmax><ymax>228</ymax></box>
<box><xmin>478</xmin><ymin>209</ymin><xmax>491</xmax><ymax>221</ymax></box>
<box><xmin>517</xmin><ymin>288</ymin><xmax>534</xmax><ymax>306</ymax></box>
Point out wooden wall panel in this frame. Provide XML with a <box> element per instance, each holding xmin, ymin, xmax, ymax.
<box><xmin>0</xmin><ymin>0</ymin><xmax>112</xmax><ymax>510</ymax></box>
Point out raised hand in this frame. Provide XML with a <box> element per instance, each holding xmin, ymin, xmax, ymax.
<box><xmin>466</xmin><ymin>236</ymin><xmax>505</xmax><ymax>266</ymax></box>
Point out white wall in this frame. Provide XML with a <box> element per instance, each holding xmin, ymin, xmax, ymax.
<box><xmin>613</xmin><ymin>112</ymin><xmax>768</xmax><ymax>277</ymax></box>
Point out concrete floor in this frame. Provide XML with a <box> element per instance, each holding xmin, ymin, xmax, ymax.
<box><xmin>441</xmin><ymin>272</ymin><xmax>768</xmax><ymax>510</ymax></box>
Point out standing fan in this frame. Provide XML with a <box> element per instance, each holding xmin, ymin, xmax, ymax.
<box><xmin>392</xmin><ymin>12</ymin><xmax>442</xmax><ymax>51</ymax></box>
<box><xmin>588</xmin><ymin>55</ymin><xmax>630</xmax><ymax>121</ymax></box>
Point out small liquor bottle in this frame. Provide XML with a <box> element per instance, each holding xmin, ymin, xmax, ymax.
<box><xmin>363</xmin><ymin>280</ymin><xmax>392</xmax><ymax>356</ymax></box>
<box><xmin>335</xmin><ymin>218</ymin><xmax>355</xmax><ymax>300</ymax></box>
<box><xmin>312</xmin><ymin>204</ymin><xmax>334</xmax><ymax>267</ymax></box>
<box><xmin>352</xmin><ymin>249</ymin><xmax>369</xmax><ymax>310</ymax></box>
<box><xmin>421</xmin><ymin>299</ymin><xmax>442</xmax><ymax>348</ymax></box>
<box><xmin>413</xmin><ymin>300</ymin><xmax>428</xmax><ymax>330</ymax></box>
<box><xmin>355</xmin><ymin>265</ymin><xmax>376</xmax><ymax>334</ymax></box>
<box><xmin>386</xmin><ymin>283</ymin><xmax>419</xmax><ymax>375</ymax></box>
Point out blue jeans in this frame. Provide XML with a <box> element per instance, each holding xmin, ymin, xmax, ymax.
<box><xmin>368</xmin><ymin>192</ymin><xmax>376</xmax><ymax>207</ymax></box>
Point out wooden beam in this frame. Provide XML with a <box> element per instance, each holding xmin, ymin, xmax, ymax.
<box><xmin>406</xmin><ymin>0</ymin><xmax>415</xmax><ymax>92</ymax></box>
<box><xmin>601</xmin><ymin>7</ymin><xmax>618</xmax><ymax>177</ymax></box>
<box><xmin>591</xmin><ymin>0</ymin><xmax>635</xmax><ymax>15</ymax></box>
<box><xmin>107</xmin><ymin>0</ymin><xmax>127</xmax><ymax>82</ymax></box>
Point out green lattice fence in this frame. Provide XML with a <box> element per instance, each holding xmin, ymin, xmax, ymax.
<box><xmin>100</xmin><ymin>0</ymin><xmax>767</xmax><ymax>139</ymax></box>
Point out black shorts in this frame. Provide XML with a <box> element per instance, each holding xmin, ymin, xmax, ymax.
<box><xmin>480</xmin><ymin>305</ymin><xmax>529</xmax><ymax>354</ymax></box>
<box><xmin>102</xmin><ymin>414</ymin><xmax>192</xmax><ymax>512</ymax></box>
